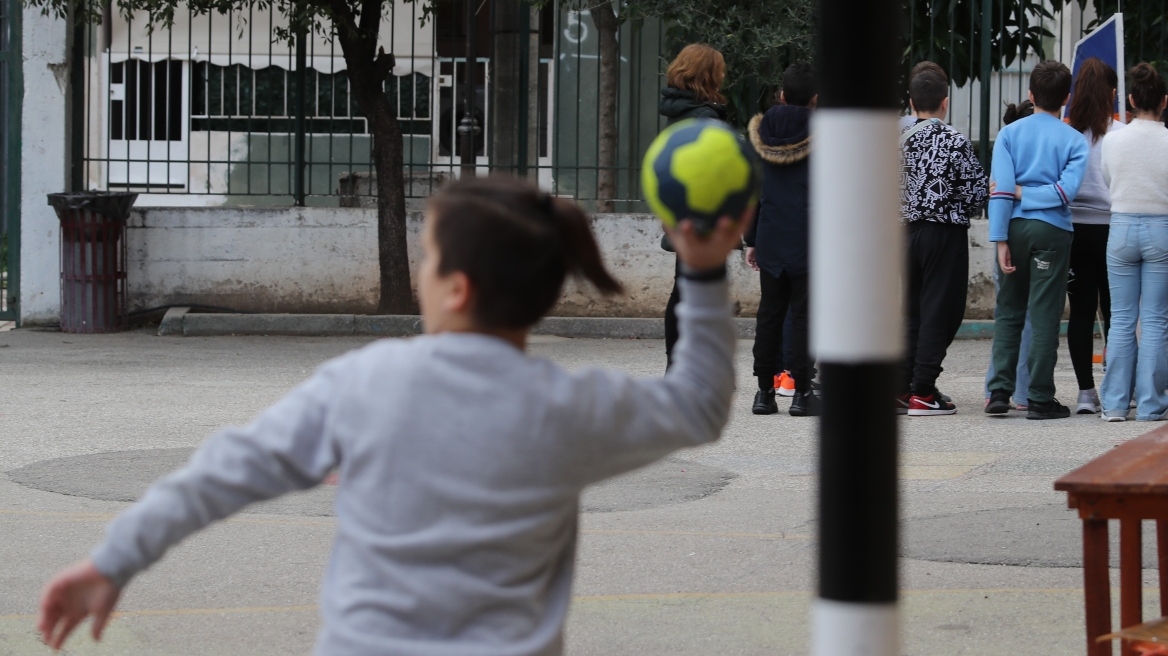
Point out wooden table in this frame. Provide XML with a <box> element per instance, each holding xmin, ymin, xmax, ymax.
<box><xmin>1055</xmin><ymin>426</ymin><xmax>1168</xmax><ymax>656</ymax></box>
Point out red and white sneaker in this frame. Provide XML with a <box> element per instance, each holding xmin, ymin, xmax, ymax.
<box><xmin>774</xmin><ymin>371</ymin><xmax>796</xmax><ymax>398</ymax></box>
<box><xmin>896</xmin><ymin>393</ymin><xmax>911</xmax><ymax>415</ymax></box>
<box><xmin>907</xmin><ymin>393</ymin><xmax>957</xmax><ymax>416</ymax></box>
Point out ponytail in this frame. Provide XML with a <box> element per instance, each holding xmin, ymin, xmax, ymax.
<box><xmin>546</xmin><ymin>196</ymin><xmax>624</xmax><ymax>296</ymax></box>
<box><xmin>1003</xmin><ymin>99</ymin><xmax>1035</xmax><ymax>125</ymax></box>
<box><xmin>428</xmin><ymin>176</ymin><xmax>623</xmax><ymax>330</ymax></box>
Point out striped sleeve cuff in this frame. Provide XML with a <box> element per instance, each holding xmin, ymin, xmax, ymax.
<box><xmin>1056</xmin><ymin>184</ymin><xmax>1070</xmax><ymax>205</ymax></box>
<box><xmin>990</xmin><ymin>192</ymin><xmax>1015</xmax><ymax>201</ymax></box>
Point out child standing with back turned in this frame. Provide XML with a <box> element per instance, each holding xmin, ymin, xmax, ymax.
<box><xmin>37</xmin><ymin>176</ymin><xmax>748</xmax><ymax>655</ymax></box>
<box><xmin>986</xmin><ymin>61</ymin><xmax>1089</xmax><ymax>419</ymax></box>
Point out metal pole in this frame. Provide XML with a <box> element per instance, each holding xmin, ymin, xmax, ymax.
<box><xmin>293</xmin><ymin>19</ymin><xmax>307</xmax><ymax>206</ymax></box>
<box><xmin>69</xmin><ymin>1</ymin><xmax>86</xmax><ymax>191</ymax></box>
<box><xmin>517</xmin><ymin>1</ymin><xmax>530</xmax><ymax>179</ymax></box>
<box><xmin>459</xmin><ymin>0</ymin><xmax>480</xmax><ymax>178</ymax></box>
<box><xmin>979</xmin><ymin>0</ymin><xmax>993</xmax><ymax>167</ymax></box>
<box><xmin>810</xmin><ymin>0</ymin><xmax>902</xmax><ymax>653</ymax></box>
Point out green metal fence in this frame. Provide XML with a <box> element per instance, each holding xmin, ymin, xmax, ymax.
<box><xmin>72</xmin><ymin>0</ymin><xmax>1168</xmax><ymax>213</ymax></box>
<box><xmin>75</xmin><ymin>0</ymin><xmax>669</xmax><ymax>211</ymax></box>
<box><xmin>905</xmin><ymin>0</ymin><xmax>1168</xmax><ymax>166</ymax></box>
<box><xmin>0</xmin><ymin>0</ymin><xmax>20</xmax><ymax>323</ymax></box>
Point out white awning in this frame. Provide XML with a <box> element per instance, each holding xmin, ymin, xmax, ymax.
<box><xmin>108</xmin><ymin>3</ymin><xmax>435</xmax><ymax>77</ymax></box>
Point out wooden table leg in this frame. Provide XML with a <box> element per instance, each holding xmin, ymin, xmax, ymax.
<box><xmin>1120</xmin><ymin>520</ymin><xmax>1143</xmax><ymax>656</ymax></box>
<box><xmin>1158</xmin><ymin>520</ymin><xmax>1168</xmax><ymax>616</ymax></box>
<box><xmin>1084</xmin><ymin>518</ymin><xmax>1112</xmax><ymax>656</ymax></box>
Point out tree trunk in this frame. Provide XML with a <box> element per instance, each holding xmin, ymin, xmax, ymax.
<box><xmin>342</xmin><ymin>68</ymin><xmax>413</xmax><ymax>313</ymax></box>
<box><xmin>332</xmin><ymin>0</ymin><xmax>414</xmax><ymax>315</ymax></box>
<box><xmin>360</xmin><ymin>89</ymin><xmax>414</xmax><ymax>315</ymax></box>
<box><xmin>593</xmin><ymin>0</ymin><xmax>619</xmax><ymax>213</ymax></box>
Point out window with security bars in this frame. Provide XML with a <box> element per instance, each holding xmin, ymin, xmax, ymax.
<box><xmin>110</xmin><ymin>60</ymin><xmax>184</xmax><ymax>142</ymax></box>
<box><xmin>191</xmin><ymin>63</ymin><xmax>431</xmax><ymax>135</ymax></box>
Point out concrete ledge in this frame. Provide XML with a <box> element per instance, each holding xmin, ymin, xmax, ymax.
<box><xmin>170</xmin><ymin>313</ymin><xmax>1051</xmax><ymax>340</ymax></box>
<box><xmin>183</xmin><ymin>313</ymin><xmax>357</xmax><ymax>336</ymax></box>
<box><xmin>173</xmin><ymin>313</ymin><xmax>758</xmax><ymax>339</ymax></box>
<box><xmin>354</xmin><ymin>315</ymin><xmax>424</xmax><ymax>336</ymax></box>
<box><xmin>953</xmin><ymin>320</ymin><xmax>1069</xmax><ymax>340</ymax></box>
<box><xmin>157</xmin><ymin>307</ymin><xmax>191</xmax><ymax>336</ymax></box>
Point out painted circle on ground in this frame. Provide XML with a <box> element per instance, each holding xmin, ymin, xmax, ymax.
<box><xmin>6</xmin><ymin>449</ymin><xmax>736</xmax><ymax>516</ymax></box>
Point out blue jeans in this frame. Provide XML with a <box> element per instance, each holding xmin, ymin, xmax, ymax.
<box><xmin>1100</xmin><ymin>213</ymin><xmax>1168</xmax><ymax>420</ymax></box>
<box><xmin>985</xmin><ymin>261</ymin><xmax>1032</xmax><ymax>399</ymax></box>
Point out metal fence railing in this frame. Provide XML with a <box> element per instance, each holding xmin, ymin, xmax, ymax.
<box><xmin>0</xmin><ymin>0</ymin><xmax>18</xmax><ymax>322</ymax></box>
<box><xmin>905</xmin><ymin>0</ymin><xmax>1168</xmax><ymax>165</ymax></box>
<box><xmin>74</xmin><ymin>0</ymin><xmax>670</xmax><ymax>211</ymax></box>
<box><xmin>71</xmin><ymin>1</ymin><xmax>1168</xmax><ymax>211</ymax></box>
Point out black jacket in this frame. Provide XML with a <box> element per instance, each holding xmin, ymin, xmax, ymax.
<box><xmin>744</xmin><ymin>105</ymin><xmax>812</xmax><ymax>278</ymax></box>
<box><xmin>658</xmin><ymin>88</ymin><xmax>729</xmax><ymax>251</ymax></box>
<box><xmin>658</xmin><ymin>87</ymin><xmax>728</xmax><ymax>126</ymax></box>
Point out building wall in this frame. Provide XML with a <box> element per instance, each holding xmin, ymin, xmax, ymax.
<box><xmin>118</xmin><ymin>207</ymin><xmax>1000</xmax><ymax>320</ymax></box>
<box><xmin>19</xmin><ymin>11</ymin><xmax>69</xmax><ymax>324</ymax></box>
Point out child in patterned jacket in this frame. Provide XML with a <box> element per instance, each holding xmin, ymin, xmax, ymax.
<box><xmin>898</xmin><ymin>62</ymin><xmax>989</xmax><ymax>416</ymax></box>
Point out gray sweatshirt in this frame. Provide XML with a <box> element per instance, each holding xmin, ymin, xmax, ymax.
<box><xmin>1070</xmin><ymin>119</ymin><xmax>1124</xmax><ymax>224</ymax></box>
<box><xmin>90</xmin><ymin>278</ymin><xmax>737</xmax><ymax>656</ymax></box>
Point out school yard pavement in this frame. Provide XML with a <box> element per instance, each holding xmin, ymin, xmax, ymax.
<box><xmin>0</xmin><ymin>327</ymin><xmax>1155</xmax><ymax>655</ymax></box>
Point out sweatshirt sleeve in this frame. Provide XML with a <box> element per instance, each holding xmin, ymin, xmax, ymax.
<box><xmin>744</xmin><ymin>203</ymin><xmax>760</xmax><ymax>247</ymax></box>
<box><xmin>1018</xmin><ymin>132</ymin><xmax>1090</xmax><ymax>212</ymax></box>
<box><xmin>89</xmin><ymin>357</ymin><xmax>346</xmax><ymax>587</ymax></box>
<box><xmin>570</xmin><ymin>275</ymin><xmax>737</xmax><ymax>483</ymax></box>
<box><xmin>988</xmin><ymin>130</ymin><xmax>1017</xmax><ymax>242</ymax></box>
<box><xmin>955</xmin><ymin>136</ymin><xmax>989</xmax><ymax>216</ymax></box>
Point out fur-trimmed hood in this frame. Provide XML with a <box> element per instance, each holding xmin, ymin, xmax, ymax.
<box><xmin>748</xmin><ymin>108</ymin><xmax>811</xmax><ymax>165</ymax></box>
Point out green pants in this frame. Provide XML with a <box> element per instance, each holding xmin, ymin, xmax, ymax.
<box><xmin>989</xmin><ymin>219</ymin><xmax>1073</xmax><ymax>404</ymax></box>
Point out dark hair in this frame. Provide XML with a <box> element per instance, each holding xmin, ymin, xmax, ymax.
<box><xmin>1068</xmin><ymin>58</ymin><xmax>1118</xmax><ymax>143</ymax></box>
<box><xmin>782</xmin><ymin>62</ymin><xmax>817</xmax><ymax>107</ymax></box>
<box><xmin>427</xmin><ymin>177</ymin><xmax>623</xmax><ymax>330</ymax></box>
<box><xmin>911</xmin><ymin>61</ymin><xmax>947</xmax><ymax>82</ymax></box>
<box><xmin>1128</xmin><ymin>62</ymin><xmax>1167</xmax><ymax>113</ymax></box>
<box><xmin>1003</xmin><ymin>99</ymin><xmax>1035</xmax><ymax>124</ymax></box>
<box><xmin>909</xmin><ymin>69</ymin><xmax>949</xmax><ymax>113</ymax></box>
<box><xmin>1030</xmin><ymin>60</ymin><xmax>1073</xmax><ymax>112</ymax></box>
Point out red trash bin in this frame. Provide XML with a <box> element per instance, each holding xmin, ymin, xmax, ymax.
<box><xmin>47</xmin><ymin>192</ymin><xmax>138</xmax><ymax>333</ymax></box>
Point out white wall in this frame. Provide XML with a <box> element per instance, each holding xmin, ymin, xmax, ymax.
<box><xmin>122</xmin><ymin>208</ymin><xmax>764</xmax><ymax>317</ymax></box>
<box><xmin>15</xmin><ymin>206</ymin><xmax>999</xmax><ymax>322</ymax></box>
<box><xmin>19</xmin><ymin>10</ymin><xmax>69</xmax><ymax>324</ymax></box>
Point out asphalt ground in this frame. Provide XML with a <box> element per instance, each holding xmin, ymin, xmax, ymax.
<box><xmin>0</xmin><ymin>327</ymin><xmax>1156</xmax><ymax>655</ymax></box>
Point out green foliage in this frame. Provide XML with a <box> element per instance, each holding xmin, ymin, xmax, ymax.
<box><xmin>633</xmin><ymin>0</ymin><xmax>814</xmax><ymax>127</ymax></box>
<box><xmin>1080</xmin><ymin>0</ymin><xmax>1168</xmax><ymax>72</ymax></box>
<box><xmin>902</xmin><ymin>0</ymin><xmax>1060</xmax><ymax>88</ymax></box>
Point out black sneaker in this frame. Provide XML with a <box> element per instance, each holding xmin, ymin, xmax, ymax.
<box><xmin>789</xmin><ymin>391</ymin><xmax>822</xmax><ymax>417</ymax></box>
<box><xmin>985</xmin><ymin>390</ymin><xmax>1011</xmax><ymax>415</ymax></box>
<box><xmin>1027</xmin><ymin>398</ymin><xmax>1071</xmax><ymax>420</ymax></box>
<box><xmin>752</xmin><ymin>389</ymin><xmax>778</xmax><ymax>415</ymax></box>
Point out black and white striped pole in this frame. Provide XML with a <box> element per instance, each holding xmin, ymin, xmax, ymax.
<box><xmin>810</xmin><ymin>0</ymin><xmax>902</xmax><ymax>654</ymax></box>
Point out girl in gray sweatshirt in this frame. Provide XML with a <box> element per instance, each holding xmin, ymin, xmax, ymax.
<box><xmin>36</xmin><ymin>176</ymin><xmax>746</xmax><ymax>656</ymax></box>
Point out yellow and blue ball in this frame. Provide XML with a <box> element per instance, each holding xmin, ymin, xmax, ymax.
<box><xmin>641</xmin><ymin>119</ymin><xmax>760</xmax><ymax>233</ymax></box>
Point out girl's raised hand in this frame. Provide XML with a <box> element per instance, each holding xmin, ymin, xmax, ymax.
<box><xmin>667</xmin><ymin>206</ymin><xmax>755</xmax><ymax>273</ymax></box>
<box><xmin>37</xmin><ymin>559</ymin><xmax>120</xmax><ymax>651</ymax></box>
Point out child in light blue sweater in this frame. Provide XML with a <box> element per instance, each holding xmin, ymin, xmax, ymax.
<box><xmin>985</xmin><ymin>60</ymin><xmax>1089</xmax><ymax>419</ymax></box>
<box><xmin>36</xmin><ymin>176</ymin><xmax>750</xmax><ymax>655</ymax></box>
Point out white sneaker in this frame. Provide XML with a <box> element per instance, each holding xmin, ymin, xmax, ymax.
<box><xmin>1101</xmin><ymin>412</ymin><xmax>1126</xmax><ymax>423</ymax></box>
<box><xmin>1077</xmin><ymin>389</ymin><xmax>1101</xmax><ymax>415</ymax></box>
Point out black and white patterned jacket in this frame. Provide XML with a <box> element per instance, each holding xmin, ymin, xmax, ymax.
<box><xmin>900</xmin><ymin>119</ymin><xmax>989</xmax><ymax>226</ymax></box>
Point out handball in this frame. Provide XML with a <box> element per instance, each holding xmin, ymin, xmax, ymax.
<box><xmin>641</xmin><ymin>119</ymin><xmax>760</xmax><ymax>234</ymax></box>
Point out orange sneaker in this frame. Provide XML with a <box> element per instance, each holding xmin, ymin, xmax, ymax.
<box><xmin>775</xmin><ymin>371</ymin><xmax>796</xmax><ymax>397</ymax></box>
